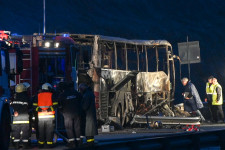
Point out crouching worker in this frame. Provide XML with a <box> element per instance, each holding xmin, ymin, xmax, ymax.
<box><xmin>33</xmin><ymin>83</ymin><xmax>58</xmax><ymax>148</ymax></box>
<box><xmin>79</xmin><ymin>83</ymin><xmax>98</xmax><ymax>147</ymax></box>
<box><xmin>58</xmin><ymin>81</ymin><xmax>82</xmax><ymax>148</ymax></box>
<box><xmin>11</xmin><ymin>83</ymin><xmax>31</xmax><ymax>149</ymax></box>
<box><xmin>181</xmin><ymin>78</ymin><xmax>205</xmax><ymax>121</ymax></box>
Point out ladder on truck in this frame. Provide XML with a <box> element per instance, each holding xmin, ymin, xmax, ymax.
<box><xmin>19</xmin><ymin>46</ymin><xmax>32</xmax><ymax>96</ymax></box>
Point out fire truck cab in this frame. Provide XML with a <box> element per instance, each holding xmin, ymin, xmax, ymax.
<box><xmin>0</xmin><ymin>41</ymin><xmax>12</xmax><ymax>150</ymax></box>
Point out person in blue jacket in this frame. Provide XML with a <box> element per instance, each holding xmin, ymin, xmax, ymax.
<box><xmin>181</xmin><ymin>77</ymin><xmax>205</xmax><ymax>121</ymax></box>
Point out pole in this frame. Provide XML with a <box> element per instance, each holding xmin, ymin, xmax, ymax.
<box><xmin>43</xmin><ymin>0</ymin><xmax>46</xmax><ymax>35</ymax></box>
<box><xmin>187</xmin><ymin>36</ymin><xmax>191</xmax><ymax>79</ymax></box>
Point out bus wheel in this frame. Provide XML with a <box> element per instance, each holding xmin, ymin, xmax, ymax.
<box><xmin>0</xmin><ymin>106</ymin><xmax>11</xmax><ymax>150</ymax></box>
<box><xmin>116</xmin><ymin>105</ymin><xmax>123</xmax><ymax>126</ymax></box>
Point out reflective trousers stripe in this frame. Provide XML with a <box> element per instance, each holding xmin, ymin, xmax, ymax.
<box><xmin>13</xmin><ymin>121</ymin><xmax>29</xmax><ymax>124</ymax></box>
<box><xmin>47</xmin><ymin>141</ymin><xmax>53</xmax><ymax>145</ymax></box>
<box><xmin>38</xmin><ymin>141</ymin><xmax>45</xmax><ymax>145</ymax></box>
<box><xmin>22</xmin><ymin>139</ymin><xmax>29</xmax><ymax>142</ymax></box>
<box><xmin>68</xmin><ymin>138</ymin><xmax>75</xmax><ymax>142</ymax></box>
<box><xmin>87</xmin><ymin>139</ymin><xmax>94</xmax><ymax>142</ymax></box>
<box><xmin>13</xmin><ymin>139</ymin><xmax>20</xmax><ymax>142</ymax></box>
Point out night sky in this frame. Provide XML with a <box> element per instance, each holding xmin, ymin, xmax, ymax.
<box><xmin>1</xmin><ymin>0</ymin><xmax>225</xmax><ymax>103</ymax></box>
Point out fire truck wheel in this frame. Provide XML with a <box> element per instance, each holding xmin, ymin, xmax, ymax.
<box><xmin>116</xmin><ymin>105</ymin><xmax>123</xmax><ymax>126</ymax></box>
<box><xmin>0</xmin><ymin>105</ymin><xmax>11</xmax><ymax>150</ymax></box>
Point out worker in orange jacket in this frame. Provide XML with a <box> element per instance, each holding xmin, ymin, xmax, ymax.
<box><xmin>33</xmin><ymin>83</ymin><xmax>58</xmax><ymax>148</ymax></box>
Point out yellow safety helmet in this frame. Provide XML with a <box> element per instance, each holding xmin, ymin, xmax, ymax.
<box><xmin>15</xmin><ymin>83</ymin><xmax>26</xmax><ymax>93</ymax></box>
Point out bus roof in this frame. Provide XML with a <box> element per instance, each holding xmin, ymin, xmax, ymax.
<box><xmin>98</xmin><ymin>35</ymin><xmax>172</xmax><ymax>47</ymax></box>
<box><xmin>33</xmin><ymin>33</ymin><xmax>172</xmax><ymax>47</ymax></box>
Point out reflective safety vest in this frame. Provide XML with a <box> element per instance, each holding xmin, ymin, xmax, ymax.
<box><xmin>36</xmin><ymin>92</ymin><xmax>57</xmax><ymax>119</ymax></box>
<box><xmin>206</xmin><ymin>82</ymin><xmax>214</xmax><ymax>95</ymax></box>
<box><xmin>212</xmin><ymin>83</ymin><xmax>223</xmax><ymax>105</ymax></box>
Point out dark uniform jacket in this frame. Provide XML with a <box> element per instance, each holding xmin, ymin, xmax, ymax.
<box><xmin>81</xmin><ymin>88</ymin><xmax>98</xmax><ymax>136</ymax></box>
<box><xmin>11</xmin><ymin>92</ymin><xmax>30</xmax><ymax>122</ymax></box>
<box><xmin>183</xmin><ymin>82</ymin><xmax>203</xmax><ymax>112</ymax></box>
<box><xmin>58</xmin><ymin>89</ymin><xmax>82</xmax><ymax>115</ymax></box>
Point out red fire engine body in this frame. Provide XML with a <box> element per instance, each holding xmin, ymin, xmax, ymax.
<box><xmin>11</xmin><ymin>34</ymin><xmax>74</xmax><ymax>96</ymax></box>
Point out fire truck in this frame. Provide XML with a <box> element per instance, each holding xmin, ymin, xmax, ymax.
<box><xmin>12</xmin><ymin>33</ymin><xmax>200</xmax><ymax>128</ymax></box>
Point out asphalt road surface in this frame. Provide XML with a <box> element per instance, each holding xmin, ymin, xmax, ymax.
<box><xmin>9</xmin><ymin>123</ymin><xmax>225</xmax><ymax>150</ymax></box>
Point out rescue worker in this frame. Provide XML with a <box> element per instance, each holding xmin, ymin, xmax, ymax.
<box><xmin>79</xmin><ymin>83</ymin><xmax>98</xmax><ymax>147</ymax></box>
<box><xmin>212</xmin><ymin>78</ymin><xmax>224</xmax><ymax>123</ymax></box>
<box><xmin>11</xmin><ymin>83</ymin><xmax>31</xmax><ymax>149</ymax></box>
<box><xmin>205</xmin><ymin>76</ymin><xmax>215</xmax><ymax>122</ymax></box>
<box><xmin>33</xmin><ymin>83</ymin><xmax>58</xmax><ymax>148</ymax></box>
<box><xmin>181</xmin><ymin>77</ymin><xmax>205</xmax><ymax>121</ymax></box>
<box><xmin>58</xmin><ymin>81</ymin><xmax>82</xmax><ymax>148</ymax></box>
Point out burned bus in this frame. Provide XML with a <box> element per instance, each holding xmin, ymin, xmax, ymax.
<box><xmin>69</xmin><ymin>34</ymin><xmax>200</xmax><ymax>126</ymax></box>
<box><xmin>16</xmin><ymin>34</ymin><xmax>200</xmax><ymax>126</ymax></box>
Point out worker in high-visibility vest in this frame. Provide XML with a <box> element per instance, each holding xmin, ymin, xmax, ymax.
<box><xmin>11</xmin><ymin>83</ymin><xmax>31</xmax><ymax>149</ymax></box>
<box><xmin>205</xmin><ymin>76</ymin><xmax>215</xmax><ymax>122</ymax></box>
<box><xmin>212</xmin><ymin>78</ymin><xmax>224</xmax><ymax>123</ymax></box>
<box><xmin>33</xmin><ymin>83</ymin><xmax>58</xmax><ymax>148</ymax></box>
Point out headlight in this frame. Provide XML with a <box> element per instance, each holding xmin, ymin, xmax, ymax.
<box><xmin>55</xmin><ymin>42</ymin><xmax>59</xmax><ymax>48</ymax></box>
<box><xmin>45</xmin><ymin>42</ymin><xmax>50</xmax><ymax>48</ymax></box>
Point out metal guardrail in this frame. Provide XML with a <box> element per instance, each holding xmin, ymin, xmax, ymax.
<box><xmin>84</xmin><ymin>129</ymin><xmax>225</xmax><ymax>150</ymax></box>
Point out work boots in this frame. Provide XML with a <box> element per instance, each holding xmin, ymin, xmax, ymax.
<box><xmin>67</xmin><ymin>142</ymin><xmax>76</xmax><ymax>148</ymax></box>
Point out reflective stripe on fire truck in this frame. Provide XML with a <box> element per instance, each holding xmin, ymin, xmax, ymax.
<box><xmin>13</xmin><ymin>121</ymin><xmax>29</xmax><ymax>124</ymax></box>
<box><xmin>38</xmin><ymin>115</ymin><xmax>55</xmax><ymax>119</ymax></box>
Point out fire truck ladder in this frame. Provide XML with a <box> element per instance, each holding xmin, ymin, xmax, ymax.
<box><xmin>20</xmin><ymin>47</ymin><xmax>32</xmax><ymax>95</ymax></box>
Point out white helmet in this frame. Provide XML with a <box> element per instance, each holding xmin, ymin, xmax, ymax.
<box><xmin>10</xmin><ymin>80</ymin><xmax>16</xmax><ymax>87</ymax></box>
<box><xmin>42</xmin><ymin>83</ymin><xmax>52</xmax><ymax>90</ymax></box>
<box><xmin>23</xmin><ymin>82</ymin><xmax>30</xmax><ymax>89</ymax></box>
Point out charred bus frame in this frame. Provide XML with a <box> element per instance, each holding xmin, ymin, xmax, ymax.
<box><xmin>70</xmin><ymin>34</ymin><xmax>177</xmax><ymax>125</ymax></box>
